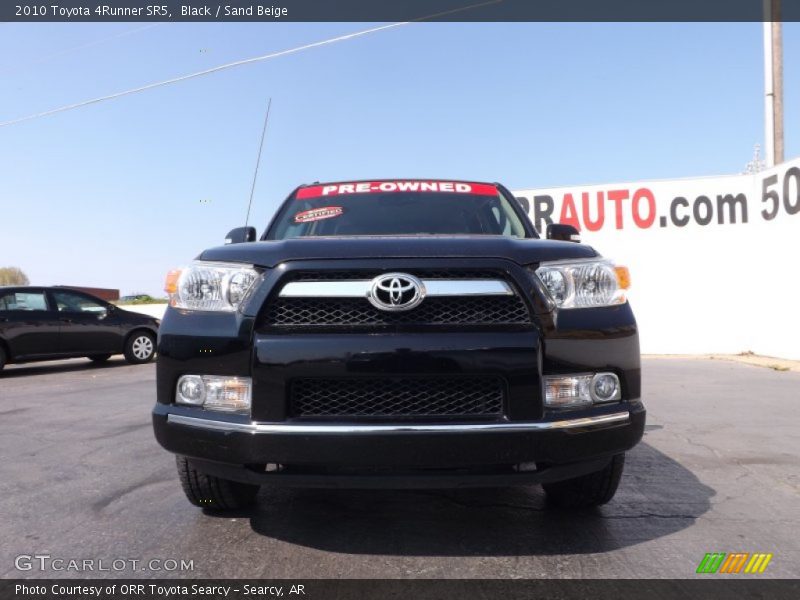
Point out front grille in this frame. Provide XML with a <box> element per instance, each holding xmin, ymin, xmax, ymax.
<box><xmin>265</xmin><ymin>295</ymin><xmax>530</xmax><ymax>328</ymax></box>
<box><xmin>261</xmin><ymin>268</ymin><xmax>534</xmax><ymax>329</ymax></box>
<box><xmin>290</xmin><ymin>377</ymin><xmax>505</xmax><ymax>419</ymax></box>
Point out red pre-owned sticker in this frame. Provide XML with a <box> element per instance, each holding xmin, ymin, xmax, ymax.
<box><xmin>296</xmin><ymin>181</ymin><xmax>498</xmax><ymax>199</ymax></box>
<box><xmin>294</xmin><ymin>206</ymin><xmax>344</xmax><ymax>223</ymax></box>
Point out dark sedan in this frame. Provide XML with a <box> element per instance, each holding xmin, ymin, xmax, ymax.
<box><xmin>0</xmin><ymin>286</ymin><xmax>159</xmax><ymax>371</ymax></box>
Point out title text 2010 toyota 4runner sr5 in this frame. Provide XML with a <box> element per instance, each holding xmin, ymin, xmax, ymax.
<box><xmin>152</xmin><ymin>179</ymin><xmax>645</xmax><ymax>511</ymax></box>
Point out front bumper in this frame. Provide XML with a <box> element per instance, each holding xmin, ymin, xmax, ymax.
<box><xmin>152</xmin><ymin>402</ymin><xmax>645</xmax><ymax>487</ymax></box>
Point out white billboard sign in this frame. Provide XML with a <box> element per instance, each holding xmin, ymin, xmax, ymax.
<box><xmin>514</xmin><ymin>157</ymin><xmax>800</xmax><ymax>359</ymax></box>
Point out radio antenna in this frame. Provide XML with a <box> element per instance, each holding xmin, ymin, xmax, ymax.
<box><xmin>244</xmin><ymin>97</ymin><xmax>272</xmax><ymax>228</ymax></box>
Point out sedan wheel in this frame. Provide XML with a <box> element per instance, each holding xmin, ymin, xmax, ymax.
<box><xmin>124</xmin><ymin>332</ymin><xmax>156</xmax><ymax>364</ymax></box>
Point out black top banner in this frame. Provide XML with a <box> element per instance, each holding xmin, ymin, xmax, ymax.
<box><xmin>2</xmin><ymin>0</ymin><xmax>800</xmax><ymax>22</ymax></box>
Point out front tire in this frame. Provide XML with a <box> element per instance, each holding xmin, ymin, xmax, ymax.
<box><xmin>543</xmin><ymin>453</ymin><xmax>625</xmax><ymax>508</ymax></box>
<box><xmin>0</xmin><ymin>345</ymin><xmax>6</xmax><ymax>372</ymax></box>
<box><xmin>176</xmin><ymin>456</ymin><xmax>259</xmax><ymax>510</ymax></box>
<box><xmin>124</xmin><ymin>331</ymin><xmax>155</xmax><ymax>364</ymax></box>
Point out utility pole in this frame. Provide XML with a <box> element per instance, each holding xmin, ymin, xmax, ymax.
<box><xmin>763</xmin><ymin>0</ymin><xmax>784</xmax><ymax>167</ymax></box>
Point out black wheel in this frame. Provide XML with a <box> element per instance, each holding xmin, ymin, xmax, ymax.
<box><xmin>0</xmin><ymin>345</ymin><xmax>6</xmax><ymax>372</ymax></box>
<box><xmin>543</xmin><ymin>454</ymin><xmax>625</xmax><ymax>508</ymax></box>
<box><xmin>176</xmin><ymin>456</ymin><xmax>259</xmax><ymax>510</ymax></box>
<box><xmin>123</xmin><ymin>331</ymin><xmax>155</xmax><ymax>364</ymax></box>
<box><xmin>88</xmin><ymin>354</ymin><xmax>112</xmax><ymax>363</ymax></box>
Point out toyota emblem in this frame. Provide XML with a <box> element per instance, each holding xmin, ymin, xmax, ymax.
<box><xmin>368</xmin><ymin>273</ymin><xmax>425</xmax><ymax>312</ymax></box>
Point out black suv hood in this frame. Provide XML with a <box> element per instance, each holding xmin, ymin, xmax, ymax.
<box><xmin>199</xmin><ymin>236</ymin><xmax>598</xmax><ymax>268</ymax></box>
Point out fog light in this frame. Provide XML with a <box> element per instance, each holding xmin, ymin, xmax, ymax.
<box><xmin>544</xmin><ymin>372</ymin><xmax>621</xmax><ymax>408</ymax></box>
<box><xmin>177</xmin><ymin>375</ymin><xmax>205</xmax><ymax>405</ymax></box>
<box><xmin>175</xmin><ymin>375</ymin><xmax>251</xmax><ymax>413</ymax></box>
<box><xmin>591</xmin><ymin>373</ymin><xmax>621</xmax><ymax>402</ymax></box>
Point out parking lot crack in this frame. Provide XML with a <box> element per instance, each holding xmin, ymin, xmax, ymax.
<box><xmin>677</xmin><ymin>433</ymin><xmax>724</xmax><ymax>459</ymax></box>
<box><xmin>92</xmin><ymin>473</ymin><xmax>173</xmax><ymax>512</ymax></box>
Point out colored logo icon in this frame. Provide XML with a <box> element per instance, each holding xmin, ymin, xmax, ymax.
<box><xmin>696</xmin><ymin>552</ymin><xmax>773</xmax><ymax>574</ymax></box>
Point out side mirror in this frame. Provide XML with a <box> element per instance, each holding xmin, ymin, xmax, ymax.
<box><xmin>225</xmin><ymin>226</ymin><xmax>257</xmax><ymax>245</ymax></box>
<box><xmin>546</xmin><ymin>223</ymin><xmax>581</xmax><ymax>243</ymax></box>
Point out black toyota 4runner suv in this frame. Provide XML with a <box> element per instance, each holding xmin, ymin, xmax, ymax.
<box><xmin>153</xmin><ymin>180</ymin><xmax>644</xmax><ymax>510</ymax></box>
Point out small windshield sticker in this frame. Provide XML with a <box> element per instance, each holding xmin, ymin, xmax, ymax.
<box><xmin>296</xmin><ymin>181</ymin><xmax>498</xmax><ymax>199</ymax></box>
<box><xmin>294</xmin><ymin>206</ymin><xmax>344</xmax><ymax>223</ymax></box>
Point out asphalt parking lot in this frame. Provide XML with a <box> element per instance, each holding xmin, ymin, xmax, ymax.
<box><xmin>1</xmin><ymin>357</ymin><xmax>799</xmax><ymax>579</ymax></box>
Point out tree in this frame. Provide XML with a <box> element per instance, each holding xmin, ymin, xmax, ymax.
<box><xmin>0</xmin><ymin>267</ymin><xmax>30</xmax><ymax>285</ymax></box>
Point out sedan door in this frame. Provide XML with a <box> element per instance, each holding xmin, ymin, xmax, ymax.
<box><xmin>49</xmin><ymin>290</ymin><xmax>122</xmax><ymax>355</ymax></box>
<box><xmin>0</xmin><ymin>289</ymin><xmax>61</xmax><ymax>359</ymax></box>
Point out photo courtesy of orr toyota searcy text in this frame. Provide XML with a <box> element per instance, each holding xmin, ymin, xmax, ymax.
<box><xmin>14</xmin><ymin>584</ymin><xmax>297</xmax><ymax>597</ymax></box>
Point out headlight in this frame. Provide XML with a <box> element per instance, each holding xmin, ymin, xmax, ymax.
<box><xmin>535</xmin><ymin>259</ymin><xmax>630</xmax><ymax>309</ymax></box>
<box><xmin>164</xmin><ymin>261</ymin><xmax>259</xmax><ymax>312</ymax></box>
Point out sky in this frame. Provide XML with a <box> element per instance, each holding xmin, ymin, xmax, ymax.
<box><xmin>0</xmin><ymin>21</ymin><xmax>798</xmax><ymax>295</ymax></box>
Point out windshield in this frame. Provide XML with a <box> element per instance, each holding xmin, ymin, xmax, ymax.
<box><xmin>266</xmin><ymin>180</ymin><xmax>530</xmax><ymax>240</ymax></box>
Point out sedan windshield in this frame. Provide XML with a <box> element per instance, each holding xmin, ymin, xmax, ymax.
<box><xmin>266</xmin><ymin>180</ymin><xmax>529</xmax><ymax>240</ymax></box>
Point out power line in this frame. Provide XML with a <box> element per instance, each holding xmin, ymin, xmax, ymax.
<box><xmin>0</xmin><ymin>22</ymin><xmax>406</xmax><ymax>128</ymax></box>
<box><xmin>0</xmin><ymin>0</ymin><xmax>500</xmax><ymax>129</ymax></box>
<box><xmin>0</xmin><ymin>24</ymin><xmax>161</xmax><ymax>75</ymax></box>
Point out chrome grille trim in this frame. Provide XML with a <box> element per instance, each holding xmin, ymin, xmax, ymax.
<box><xmin>279</xmin><ymin>279</ymin><xmax>513</xmax><ymax>298</ymax></box>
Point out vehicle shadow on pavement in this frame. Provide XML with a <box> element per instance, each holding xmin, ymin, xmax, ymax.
<box><xmin>230</xmin><ymin>442</ymin><xmax>714</xmax><ymax>556</ymax></box>
<box><xmin>0</xmin><ymin>358</ymin><xmax>130</xmax><ymax>378</ymax></box>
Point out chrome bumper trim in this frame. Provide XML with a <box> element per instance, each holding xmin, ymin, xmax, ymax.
<box><xmin>166</xmin><ymin>411</ymin><xmax>630</xmax><ymax>434</ymax></box>
<box><xmin>278</xmin><ymin>279</ymin><xmax>513</xmax><ymax>298</ymax></box>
